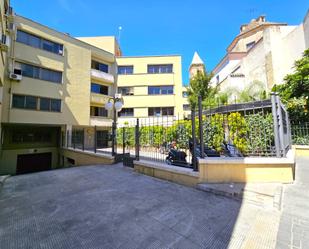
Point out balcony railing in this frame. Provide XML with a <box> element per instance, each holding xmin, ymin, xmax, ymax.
<box><xmin>90</xmin><ymin>116</ymin><xmax>113</xmax><ymax>126</ymax></box>
<box><xmin>90</xmin><ymin>93</ymin><xmax>111</xmax><ymax>105</ymax></box>
<box><xmin>91</xmin><ymin>69</ymin><xmax>114</xmax><ymax>83</ymax></box>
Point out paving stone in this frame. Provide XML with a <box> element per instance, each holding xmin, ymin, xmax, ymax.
<box><xmin>0</xmin><ymin>163</ymin><xmax>284</xmax><ymax>249</ymax></box>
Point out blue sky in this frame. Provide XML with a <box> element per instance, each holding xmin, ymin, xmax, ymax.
<box><xmin>12</xmin><ymin>0</ymin><xmax>308</xmax><ymax>84</ymax></box>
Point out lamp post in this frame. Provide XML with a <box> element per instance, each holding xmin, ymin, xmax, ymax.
<box><xmin>104</xmin><ymin>95</ymin><xmax>124</xmax><ymax>155</ymax></box>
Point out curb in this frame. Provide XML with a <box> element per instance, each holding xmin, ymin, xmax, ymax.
<box><xmin>0</xmin><ymin>175</ymin><xmax>10</xmax><ymax>189</ymax></box>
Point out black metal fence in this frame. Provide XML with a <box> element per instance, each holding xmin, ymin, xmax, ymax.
<box><xmin>291</xmin><ymin>122</ymin><xmax>309</xmax><ymax>145</ymax></box>
<box><xmin>117</xmin><ymin>116</ymin><xmax>194</xmax><ymax>168</ymax></box>
<box><xmin>195</xmin><ymin>93</ymin><xmax>291</xmax><ymax>158</ymax></box>
<box><xmin>198</xmin><ymin>99</ymin><xmax>276</xmax><ymax>157</ymax></box>
<box><xmin>67</xmin><ymin>126</ymin><xmax>113</xmax><ymax>156</ymax></box>
<box><xmin>63</xmin><ymin>93</ymin><xmax>292</xmax><ymax>170</ymax></box>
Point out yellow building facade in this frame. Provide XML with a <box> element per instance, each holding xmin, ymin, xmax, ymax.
<box><xmin>0</xmin><ymin>1</ymin><xmax>188</xmax><ymax>175</ymax></box>
<box><xmin>115</xmin><ymin>55</ymin><xmax>184</xmax><ymax>124</ymax></box>
<box><xmin>0</xmin><ymin>10</ymin><xmax>118</xmax><ymax>174</ymax></box>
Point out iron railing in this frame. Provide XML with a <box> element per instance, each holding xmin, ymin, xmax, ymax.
<box><xmin>291</xmin><ymin>122</ymin><xmax>309</xmax><ymax>145</ymax></box>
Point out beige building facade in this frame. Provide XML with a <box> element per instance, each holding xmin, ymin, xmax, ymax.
<box><xmin>211</xmin><ymin>14</ymin><xmax>309</xmax><ymax>98</ymax></box>
<box><xmin>0</xmin><ymin>9</ymin><xmax>118</xmax><ymax>174</ymax></box>
<box><xmin>115</xmin><ymin>55</ymin><xmax>184</xmax><ymax>124</ymax></box>
<box><xmin>0</xmin><ymin>1</ymin><xmax>187</xmax><ymax>174</ymax></box>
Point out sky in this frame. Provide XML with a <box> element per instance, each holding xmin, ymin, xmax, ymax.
<box><xmin>11</xmin><ymin>0</ymin><xmax>308</xmax><ymax>84</ymax></box>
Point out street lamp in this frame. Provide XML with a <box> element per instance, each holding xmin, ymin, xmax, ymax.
<box><xmin>105</xmin><ymin>95</ymin><xmax>124</xmax><ymax>155</ymax></box>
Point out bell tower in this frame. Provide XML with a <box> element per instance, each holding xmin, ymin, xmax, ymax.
<box><xmin>189</xmin><ymin>52</ymin><xmax>205</xmax><ymax>79</ymax></box>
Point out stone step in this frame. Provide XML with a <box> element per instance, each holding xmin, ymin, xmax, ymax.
<box><xmin>197</xmin><ymin>182</ymin><xmax>283</xmax><ymax>210</ymax></box>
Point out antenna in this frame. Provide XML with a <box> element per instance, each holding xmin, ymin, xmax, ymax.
<box><xmin>118</xmin><ymin>26</ymin><xmax>122</xmax><ymax>46</ymax></box>
<box><xmin>248</xmin><ymin>8</ymin><xmax>257</xmax><ymax>17</ymax></box>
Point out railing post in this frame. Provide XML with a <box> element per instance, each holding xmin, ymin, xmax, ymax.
<box><xmin>191</xmin><ymin>107</ymin><xmax>198</xmax><ymax>171</ymax></box>
<box><xmin>135</xmin><ymin>119</ymin><xmax>140</xmax><ymax>161</ymax></box>
<box><xmin>112</xmin><ymin>119</ymin><xmax>116</xmax><ymax>156</ymax></box>
<box><xmin>73</xmin><ymin>129</ymin><xmax>76</xmax><ymax>149</ymax></box>
<box><xmin>82</xmin><ymin>128</ymin><xmax>85</xmax><ymax>151</ymax></box>
<box><xmin>94</xmin><ymin>126</ymin><xmax>97</xmax><ymax>153</ymax></box>
<box><xmin>122</xmin><ymin>126</ymin><xmax>125</xmax><ymax>155</ymax></box>
<box><xmin>66</xmin><ymin>130</ymin><xmax>69</xmax><ymax>148</ymax></box>
<box><xmin>271</xmin><ymin>92</ymin><xmax>281</xmax><ymax>157</ymax></box>
<box><xmin>198</xmin><ymin>96</ymin><xmax>204</xmax><ymax>158</ymax></box>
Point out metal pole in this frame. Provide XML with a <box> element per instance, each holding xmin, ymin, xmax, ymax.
<box><xmin>191</xmin><ymin>107</ymin><xmax>198</xmax><ymax>171</ymax></box>
<box><xmin>276</xmin><ymin>94</ymin><xmax>285</xmax><ymax>156</ymax></box>
<box><xmin>82</xmin><ymin>128</ymin><xmax>85</xmax><ymax>151</ymax></box>
<box><xmin>271</xmin><ymin>92</ymin><xmax>280</xmax><ymax>157</ymax></box>
<box><xmin>73</xmin><ymin>129</ymin><xmax>76</xmax><ymax>149</ymax></box>
<box><xmin>135</xmin><ymin>118</ymin><xmax>140</xmax><ymax>161</ymax></box>
<box><xmin>94</xmin><ymin>125</ymin><xmax>97</xmax><ymax>153</ymax></box>
<box><xmin>112</xmin><ymin>115</ymin><xmax>116</xmax><ymax>156</ymax></box>
<box><xmin>122</xmin><ymin>126</ymin><xmax>125</xmax><ymax>155</ymax></box>
<box><xmin>198</xmin><ymin>96</ymin><xmax>204</xmax><ymax>158</ymax></box>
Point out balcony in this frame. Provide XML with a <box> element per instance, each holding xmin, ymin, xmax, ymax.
<box><xmin>90</xmin><ymin>116</ymin><xmax>113</xmax><ymax>126</ymax></box>
<box><xmin>90</xmin><ymin>93</ymin><xmax>111</xmax><ymax>105</ymax></box>
<box><xmin>91</xmin><ymin>69</ymin><xmax>114</xmax><ymax>83</ymax></box>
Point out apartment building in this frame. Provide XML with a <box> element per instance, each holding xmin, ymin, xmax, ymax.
<box><xmin>211</xmin><ymin>14</ymin><xmax>309</xmax><ymax>96</ymax></box>
<box><xmin>77</xmin><ymin>37</ymin><xmax>186</xmax><ymax>123</ymax></box>
<box><xmin>115</xmin><ymin>55</ymin><xmax>184</xmax><ymax>124</ymax></box>
<box><xmin>0</xmin><ymin>11</ymin><xmax>117</xmax><ymax>174</ymax></box>
<box><xmin>0</xmin><ymin>0</ymin><xmax>11</xmax><ymax>142</ymax></box>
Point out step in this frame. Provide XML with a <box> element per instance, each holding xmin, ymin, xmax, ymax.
<box><xmin>197</xmin><ymin>182</ymin><xmax>283</xmax><ymax>210</ymax></box>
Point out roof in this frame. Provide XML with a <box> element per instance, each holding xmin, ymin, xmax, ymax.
<box><xmin>190</xmin><ymin>52</ymin><xmax>204</xmax><ymax>65</ymax></box>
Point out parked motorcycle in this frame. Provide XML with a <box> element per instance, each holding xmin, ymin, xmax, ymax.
<box><xmin>165</xmin><ymin>148</ymin><xmax>190</xmax><ymax>168</ymax></box>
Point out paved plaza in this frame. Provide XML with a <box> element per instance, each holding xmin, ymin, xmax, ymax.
<box><xmin>0</xmin><ymin>157</ymin><xmax>308</xmax><ymax>249</ymax></box>
<box><xmin>276</xmin><ymin>156</ymin><xmax>309</xmax><ymax>249</ymax></box>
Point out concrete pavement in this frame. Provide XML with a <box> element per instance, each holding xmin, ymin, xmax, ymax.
<box><xmin>276</xmin><ymin>156</ymin><xmax>309</xmax><ymax>249</ymax></box>
<box><xmin>0</xmin><ymin>163</ymin><xmax>281</xmax><ymax>249</ymax></box>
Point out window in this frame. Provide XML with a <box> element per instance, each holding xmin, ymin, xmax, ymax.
<box><xmin>12</xmin><ymin>131</ymin><xmax>52</xmax><ymax>143</ymax></box>
<box><xmin>148</xmin><ymin>107</ymin><xmax>174</xmax><ymax>116</ymax></box>
<box><xmin>91</xmin><ymin>83</ymin><xmax>109</xmax><ymax>95</ymax></box>
<box><xmin>25</xmin><ymin>96</ymin><xmax>37</xmax><ymax>109</ymax></box>
<box><xmin>148</xmin><ymin>86</ymin><xmax>173</xmax><ymax>95</ymax></box>
<box><xmin>90</xmin><ymin>106</ymin><xmax>108</xmax><ymax>117</ymax></box>
<box><xmin>12</xmin><ymin>95</ymin><xmax>25</xmax><ymax>109</ymax></box>
<box><xmin>91</xmin><ymin>60</ymin><xmax>108</xmax><ymax>73</ymax></box>
<box><xmin>147</xmin><ymin>64</ymin><xmax>173</xmax><ymax>74</ymax></box>
<box><xmin>183</xmin><ymin>104</ymin><xmax>190</xmax><ymax>111</ymax></box>
<box><xmin>182</xmin><ymin>91</ymin><xmax>188</xmax><ymax>98</ymax></box>
<box><xmin>216</xmin><ymin>75</ymin><xmax>220</xmax><ymax>84</ymax></box>
<box><xmin>119</xmin><ymin>87</ymin><xmax>134</xmax><ymax>96</ymax></box>
<box><xmin>118</xmin><ymin>66</ymin><xmax>133</xmax><ymax>75</ymax></box>
<box><xmin>50</xmin><ymin>99</ymin><xmax>61</xmax><ymax>112</ymax></box>
<box><xmin>246</xmin><ymin>41</ymin><xmax>255</xmax><ymax>51</ymax></box>
<box><xmin>16</xmin><ymin>30</ymin><xmax>63</xmax><ymax>55</ymax></box>
<box><xmin>118</xmin><ymin>108</ymin><xmax>134</xmax><ymax>117</ymax></box>
<box><xmin>17</xmin><ymin>62</ymin><xmax>62</xmax><ymax>83</ymax></box>
<box><xmin>12</xmin><ymin>94</ymin><xmax>61</xmax><ymax>112</ymax></box>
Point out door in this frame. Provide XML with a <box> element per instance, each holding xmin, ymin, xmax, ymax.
<box><xmin>16</xmin><ymin>152</ymin><xmax>52</xmax><ymax>174</ymax></box>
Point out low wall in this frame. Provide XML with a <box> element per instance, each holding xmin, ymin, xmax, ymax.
<box><xmin>198</xmin><ymin>151</ymin><xmax>295</xmax><ymax>183</ymax></box>
<box><xmin>132</xmin><ymin>150</ymin><xmax>295</xmax><ymax>187</ymax></box>
<box><xmin>293</xmin><ymin>145</ymin><xmax>309</xmax><ymax>157</ymax></box>
<box><xmin>134</xmin><ymin>160</ymin><xmax>199</xmax><ymax>187</ymax></box>
<box><xmin>61</xmin><ymin>148</ymin><xmax>114</xmax><ymax>166</ymax></box>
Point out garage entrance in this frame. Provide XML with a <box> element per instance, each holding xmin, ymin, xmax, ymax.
<box><xmin>16</xmin><ymin>153</ymin><xmax>52</xmax><ymax>175</ymax></box>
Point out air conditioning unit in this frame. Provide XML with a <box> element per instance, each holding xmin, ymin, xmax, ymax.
<box><xmin>9</xmin><ymin>68</ymin><xmax>22</xmax><ymax>81</ymax></box>
<box><xmin>0</xmin><ymin>35</ymin><xmax>9</xmax><ymax>52</ymax></box>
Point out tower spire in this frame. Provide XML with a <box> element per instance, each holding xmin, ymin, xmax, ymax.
<box><xmin>189</xmin><ymin>51</ymin><xmax>205</xmax><ymax>79</ymax></box>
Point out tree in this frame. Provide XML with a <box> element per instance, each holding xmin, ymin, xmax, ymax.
<box><xmin>238</xmin><ymin>80</ymin><xmax>267</xmax><ymax>102</ymax></box>
<box><xmin>187</xmin><ymin>70</ymin><xmax>215</xmax><ymax>108</ymax></box>
<box><xmin>273</xmin><ymin>48</ymin><xmax>309</xmax><ymax>121</ymax></box>
<box><xmin>278</xmin><ymin>48</ymin><xmax>309</xmax><ymax>101</ymax></box>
